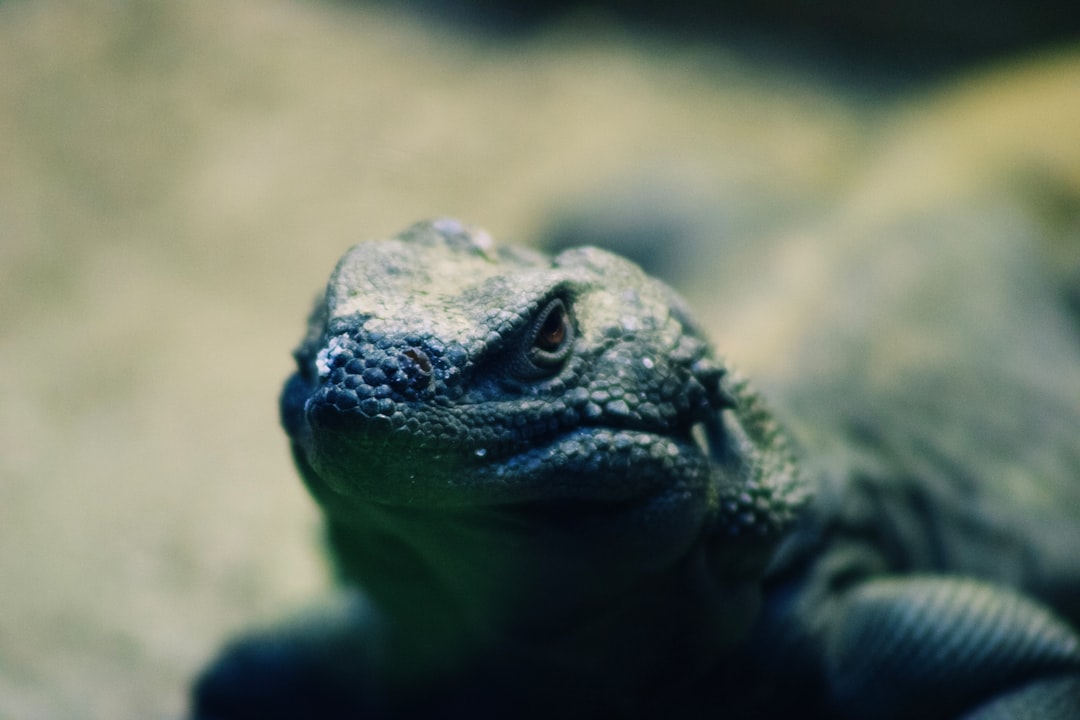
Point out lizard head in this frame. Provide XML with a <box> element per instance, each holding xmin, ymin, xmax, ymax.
<box><xmin>281</xmin><ymin>219</ymin><xmax>806</xmax><ymax>676</ymax></box>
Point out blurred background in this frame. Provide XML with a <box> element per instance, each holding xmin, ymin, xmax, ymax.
<box><xmin>1</xmin><ymin>1</ymin><xmax>1078</xmax><ymax>717</ymax></box>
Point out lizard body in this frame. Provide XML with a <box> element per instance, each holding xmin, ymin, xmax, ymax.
<box><xmin>194</xmin><ymin>219</ymin><xmax>1080</xmax><ymax>718</ymax></box>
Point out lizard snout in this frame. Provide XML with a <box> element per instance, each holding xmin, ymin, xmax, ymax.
<box><xmin>309</xmin><ymin>334</ymin><xmax>439</xmax><ymax>426</ymax></box>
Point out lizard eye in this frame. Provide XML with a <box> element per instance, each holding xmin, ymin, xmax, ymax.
<box><xmin>516</xmin><ymin>297</ymin><xmax>574</xmax><ymax>379</ymax></box>
<box><xmin>534</xmin><ymin>300</ymin><xmax>568</xmax><ymax>352</ymax></box>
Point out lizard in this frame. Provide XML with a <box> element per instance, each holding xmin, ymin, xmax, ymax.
<box><xmin>193</xmin><ymin>218</ymin><xmax>1080</xmax><ymax>719</ymax></box>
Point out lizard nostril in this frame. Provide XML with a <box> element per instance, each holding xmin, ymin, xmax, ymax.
<box><xmin>401</xmin><ymin>348</ymin><xmax>433</xmax><ymax>390</ymax></box>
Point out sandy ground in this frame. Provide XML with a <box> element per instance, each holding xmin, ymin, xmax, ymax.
<box><xmin>1</xmin><ymin>1</ymin><xmax>1078</xmax><ymax>718</ymax></box>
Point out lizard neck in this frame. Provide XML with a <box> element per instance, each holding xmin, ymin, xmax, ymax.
<box><xmin>323</xmin><ymin>506</ymin><xmax>763</xmax><ymax>705</ymax></box>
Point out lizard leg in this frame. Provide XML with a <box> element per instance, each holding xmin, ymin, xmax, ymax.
<box><xmin>961</xmin><ymin>675</ymin><xmax>1080</xmax><ymax>719</ymax></box>
<box><xmin>191</xmin><ymin>592</ymin><xmax>381</xmax><ymax>720</ymax></box>
<box><xmin>821</xmin><ymin>576</ymin><xmax>1080</xmax><ymax>719</ymax></box>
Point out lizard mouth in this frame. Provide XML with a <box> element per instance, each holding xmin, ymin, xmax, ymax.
<box><xmin>286</xmin><ymin>353</ymin><xmax>718</xmax><ymax>509</ymax></box>
<box><xmin>300</xmin><ymin>389</ymin><xmax>713</xmax><ymax>508</ymax></box>
<box><xmin>295</xmin><ymin>398</ymin><xmax>720</xmax><ymax>573</ymax></box>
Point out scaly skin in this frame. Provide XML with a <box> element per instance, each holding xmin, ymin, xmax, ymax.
<box><xmin>193</xmin><ymin>219</ymin><xmax>1080</xmax><ymax>719</ymax></box>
